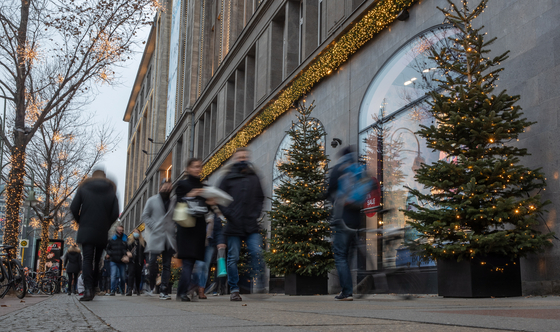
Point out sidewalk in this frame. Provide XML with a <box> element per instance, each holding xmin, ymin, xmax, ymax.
<box><xmin>1</xmin><ymin>293</ymin><xmax>559</xmax><ymax>331</ymax></box>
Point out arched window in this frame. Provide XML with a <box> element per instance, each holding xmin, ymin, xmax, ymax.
<box><xmin>358</xmin><ymin>25</ymin><xmax>461</xmax><ymax>268</ymax></box>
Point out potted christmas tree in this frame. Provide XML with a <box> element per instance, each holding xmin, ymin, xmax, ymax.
<box><xmin>264</xmin><ymin>101</ymin><xmax>334</xmax><ymax>295</ymax></box>
<box><xmin>403</xmin><ymin>0</ymin><xmax>553</xmax><ymax>297</ymax></box>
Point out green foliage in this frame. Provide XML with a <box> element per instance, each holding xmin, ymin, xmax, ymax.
<box><xmin>264</xmin><ymin>101</ymin><xmax>334</xmax><ymax>276</ymax></box>
<box><xmin>403</xmin><ymin>0</ymin><xmax>553</xmax><ymax>262</ymax></box>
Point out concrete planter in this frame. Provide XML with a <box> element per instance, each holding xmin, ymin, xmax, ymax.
<box><xmin>284</xmin><ymin>274</ymin><xmax>328</xmax><ymax>295</ymax></box>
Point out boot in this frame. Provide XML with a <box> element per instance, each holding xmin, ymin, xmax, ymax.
<box><xmin>79</xmin><ymin>288</ymin><xmax>93</xmax><ymax>301</ymax></box>
<box><xmin>198</xmin><ymin>287</ymin><xmax>207</xmax><ymax>299</ymax></box>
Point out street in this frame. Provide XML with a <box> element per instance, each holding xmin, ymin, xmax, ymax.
<box><xmin>1</xmin><ymin>293</ymin><xmax>559</xmax><ymax>332</ymax></box>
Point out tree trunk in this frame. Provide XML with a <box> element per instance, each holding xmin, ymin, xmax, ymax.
<box><xmin>4</xmin><ymin>148</ymin><xmax>27</xmax><ymax>258</ymax></box>
<box><xmin>38</xmin><ymin>219</ymin><xmax>50</xmax><ymax>275</ymax></box>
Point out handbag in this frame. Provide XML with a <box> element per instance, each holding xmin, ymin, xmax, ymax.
<box><xmin>173</xmin><ymin>202</ymin><xmax>196</xmax><ymax>228</ymax></box>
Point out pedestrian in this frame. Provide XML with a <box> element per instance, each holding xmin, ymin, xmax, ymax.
<box><xmin>101</xmin><ymin>254</ymin><xmax>112</xmax><ymax>295</ymax></box>
<box><xmin>326</xmin><ymin>146</ymin><xmax>371</xmax><ymax>301</ymax></box>
<box><xmin>141</xmin><ymin>179</ymin><xmax>176</xmax><ymax>300</ymax></box>
<box><xmin>217</xmin><ymin>147</ymin><xmax>265</xmax><ymax>301</ymax></box>
<box><xmin>126</xmin><ymin>228</ymin><xmax>146</xmax><ymax>296</ymax></box>
<box><xmin>106</xmin><ymin>225</ymin><xmax>130</xmax><ymax>296</ymax></box>
<box><xmin>175</xmin><ymin>158</ymin><xmax>215</xmax><ymax>302</ymax></box>
<box><xmin>140</xmin><ymin>262</ymin><xmax>150</xmax><ymax>292</ymax></box>
<box><xmin>63</xmin><ymin>245</ymin><xmax>82</xmax><ymax>295</ymax></box>
<box><xmin>70</xmin><ymin>169</ymin><xmax>119</xmax><ymax>301</ymax></box>
<box><xmin>192</xmin><ymin>213</ymin><xmax>226</xmax><ymax>299</ymax></box>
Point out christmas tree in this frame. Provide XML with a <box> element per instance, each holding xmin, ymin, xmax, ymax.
<box><xmin>403</xmin><ymin>0</ymin><xmax>553</xmax><ymax>262</ymax></box>
<box><xmin>264</xmin><ymin>101</ymin><xmax>334</xmax><ymax>276</ymax></box>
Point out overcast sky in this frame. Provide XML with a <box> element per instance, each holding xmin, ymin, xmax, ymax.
<box><xmin>91</xmin><ymin>27</ymin><xmax>151</xmax><ymax>211</ymax></box>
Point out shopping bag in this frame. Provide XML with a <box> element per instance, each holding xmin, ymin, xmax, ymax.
<box><xmin>173</xmin><ymin>202</ymin><xmax>196</xmax><ymax>228</ymax></box>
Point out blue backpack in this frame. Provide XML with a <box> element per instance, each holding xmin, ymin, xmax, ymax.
<box><xmin>337</xmin><ymin>155</ymin><xmax>374</xmax><ymax>208</ymax></box>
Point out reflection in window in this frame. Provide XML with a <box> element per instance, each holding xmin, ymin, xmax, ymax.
<box><xmin>359</xmin><ymin>25</ymin><xmax>460</xmax><ymax>269</ymax></box>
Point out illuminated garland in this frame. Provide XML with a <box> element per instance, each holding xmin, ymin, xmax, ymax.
<box><xmin>4</xmin><ymin>148</ymin><xmax>26</xmax><ymax>257</ymax></box>
<box><xmin>201</xmin><ymin>0</ymin><xmax>417</xmax><ymax>178</ymax></box>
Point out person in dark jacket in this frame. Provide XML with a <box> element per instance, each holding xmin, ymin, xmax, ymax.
<box><xmin>174</xmin><ymin>158</ymin><xmax>216</xmax><ymax>302</ymax></box>
<box><xmin>126</xmin><ymin>228</ymin><xmax>146</xmax><ymax>296</ymax></box>
<box><xmin>100</xmin><ymin>254</ymin><xmax>111</xmax><ymax>295</ymax></box>
<box><xmin>106</xmin><ymin>225</ymin><xmax>130</xmax><ymax>296</ymax></box>
<box><xmin>64</xmin><ymin>245</ymin><xmax>82</xmax><ymax>295</ymax></box>
<box><xmin>218</xmin><ymin>148</ymin><xmax>265</xmax><ymax>301</ymax></box>
<box><xmin>70</xmin><ymin>169</ymin><xmax>119</xmax><ymax>301</ymax></box>
<box><xmin>326</xmin><ymin>146</ymin><xmax>362</xmax><ymax>301</ymax></box>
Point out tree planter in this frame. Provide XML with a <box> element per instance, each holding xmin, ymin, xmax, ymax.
<box><xmin>437</xmin><ymin>255</ymin><xmax>522</xmax><ymax>298</ymax></box>
<box><xmin>284</xmin><ymin>274</ymin><xmax>328</xmax><ymax>295</ymax></box>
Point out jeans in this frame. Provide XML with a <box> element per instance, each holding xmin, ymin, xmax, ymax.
<box><xmin>192</xmin><ymin>245</ymin><xmax>215</xmax><ymax>288</ymax></box>
<box><xmin>332</xmin><ymin>226</ymin><xmax>358</xmax><ymax>296</ymax></box>
<box><xmin>81</xmin><ymin>244</ymin><xmax>104</xmax><ymax>290</ymax></box>
<box><xmin>176</xmin><ymin>258</ymin><xmax>195</xmax><ymax>297</ymax></box>
<box><xmin>110</xmin><ymin>262</ymin><xmax>126</xmax><ymax>293</ymax></box>
<box><xmin>227</xmin><ymin>233</ymin><xmax>264</xmax><ymax>293</ymax></box>
<box><xmin>148</xmin><ymin>249</ymin><xmax>174</xmax><ymax>294</ymax></box>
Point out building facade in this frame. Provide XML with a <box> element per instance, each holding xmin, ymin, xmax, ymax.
<box><xmin>122</xmin><ymin>0</ymin><xmax>560</xmax><ymax>295</ymax></box>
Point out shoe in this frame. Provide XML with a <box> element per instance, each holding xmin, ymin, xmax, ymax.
<box><xmin>198</xmin><ymin>287</ymin><xmax>207</xmax><ymax>299</ymax></box>
<box><xmin>334</xmin><ymin>293</ymin><xmax>353</xmax><ymax>301</ymax></box>
<box><xmin>159</xmin><ymin>293</ymin><xmax>171</xmax><ymax>300</ymax></box>
<box><xmin>104</xmin><ymin>293</ymin><xmax>110</xmax><ymax>296</ymax></box>
<box><xmin>137</xmin><ymin>293</ymin><xmax>141</xmax><ymax>296</ymax></box>
<box><xmin>126</xmin><ymin>292</ymin><xmax>132</xmax><ymax>296</ymax></box>
<box><xmin>79</xmin><ymin>289</ymin><xmax>93</xmax><ymax>301</ymax></box>
<box><xmin>110</xmin><ymin>292</ymin><xmax>116</xmax><ymax>296</ymax></box>
<box><xmin>180</xmin><ymin>294</ymin><xmax>191</xmax><ymax>302</ymax></box>
<box><xmin>68</xmin><ymin>292</ymin><xmax>72</xmax><ymax>296</ymax></box>
<box><xmin>144</xmin><ymin>290</ymin><xmax>154</xmax><ymax>297</ymax></box>
<box><xmin>212</xmin><ymin>292</ymin><xmax>218</xmax><ymax>296</ymax></box>
<box><xmin>230</xmin><ymin>292</ymin><xmax>242</xmax><ymax>301</ymax></box>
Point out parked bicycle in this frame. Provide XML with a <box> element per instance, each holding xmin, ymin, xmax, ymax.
<box><xmin>0</xmin><ymin>245</ymin><xmax>27</xmax><ymax>299</ymax></box>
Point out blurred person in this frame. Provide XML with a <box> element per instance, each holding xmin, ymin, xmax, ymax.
<box><xmin>327</xmin><ymin>146</ymin><xmax>372</xmax><ymax>301</ymax></box>
<box><xmin>142</xmin><ymin>179</ymin><xmax>177</xmax><ymax>300</ymax></box>
<box><xmin>218</xmin><ymin>148</ymin><xmax>265</xmax><ymax>301</ymax></box>
<box><xmin>175</xmin><ymin>158</ymin><xmax>215</xmax><ymax>302</ymax></box>
<box><xmin>126</xmin><ymin>229</ymin><xmax>146</xmax><ymax>296</ymax></box>
<box><xmin>63</xmin><ymin>245</ymin><xmax>82</xmax><ymax>295</ymax></box>
<box><xmin>192</xmin><ymin>213</ymin><xmax>226</xmax><ymax>299</ymax></box>
<box><xmin>140</xmin><ymin>262</ymin><xmax>150</xmax><ymax>292</ymax></box>
<box><xmin>101</xmin><ymin>254</ymin><xmax>112</xmax><ymax>295</ymax></box>
<box><xmin>106</xmin><ymin>225</ymin><xmax>130</xmax><ymax>296</ymax></box>
<box><xmin>70</xmin><ymin>169</ymin><xmax>119</xmax><ymax>301</ymax></box>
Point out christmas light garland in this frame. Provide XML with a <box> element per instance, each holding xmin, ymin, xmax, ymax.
<box><xmin>201</xmin><ymin>0</ymin><xmax>417</xmax><ymax>178</ymax></box>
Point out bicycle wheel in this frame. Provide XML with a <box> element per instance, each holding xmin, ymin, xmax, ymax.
<box><xmin>10</xmin><ymin>260</ymin><xmax>27</xmax><ymax>299</ymax></box>
<box><xmin>40</xmin><ymin>280</ymin><xmax>57</xmax><ymax>295</ymax></box>
<box><xmin>0</xmin><ymin>260</ymin><xmax>10</xmax><ymax>298</ymax></box>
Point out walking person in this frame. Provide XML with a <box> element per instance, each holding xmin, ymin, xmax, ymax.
<box><xmin>101</xmin><ymin>254</ymin><xmax>112</xmax><ymax>295</ymax></box>
<box><xmin>174</xmin><ymin>158</ymin><xmax>216</xmax><ymax>302</ymax></box>
<box><xmin>327</xmin><ymin>146</ymin><xmax>372</xmax><ymax>301</ymax></box>
<box><xmin>70</xmin><ymin>169</ymin><xmax>119</xmax><ymax>301</ymax></box>
<box><xmin>63</xmin><ymin>245</ymin><xmax>82</xmax><ymax>295</ymax></box>
<box><xmin>106</xmin><ymin>225</ymin><xmax>130</xmax><ymax>296</ymax></box>
<box><xmin>192</xmin><ymin>214</ymin><xmax>226</xmax><ymax>299</ymax></box>
<box><xmin>126</xmin><ymin>229</ymin><xmax>146</xmax><ymax>296</ymax></box>
<box><xmin>141</xmin><ymin>180</ymin><xmax>176</xmax><ymax>300</ymax></box>
<box><xmin>218</xmin><ymin>148</ymin><xmax>265</xmax><ymax>301</ymax></box>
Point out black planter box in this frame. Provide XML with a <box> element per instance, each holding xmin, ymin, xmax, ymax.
<box><xmin>284</xmin><ymin>274</ymin><xmax>328</xmax><ymax>295</ymax></box>
<box><xmin>437</xmin><ymin>255</ymin><xmax>522</xmax><ymax>298</ymax></box>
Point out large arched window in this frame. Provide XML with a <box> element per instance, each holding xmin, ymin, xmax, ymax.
<box><xmin>359</xmin><ymin>25</ymin><xmax>461</xmax><ymax>268</ymax></box>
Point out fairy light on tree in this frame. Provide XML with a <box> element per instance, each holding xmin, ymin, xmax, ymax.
<box><xmin>0</xmin><ymin>0</ymin><xmax>160</xmax><ymax>257</ymax></box>
<box><xmin>403</xmin><ymin>0</ymin><xmax>553</xmax><ymax>262</ymax></box>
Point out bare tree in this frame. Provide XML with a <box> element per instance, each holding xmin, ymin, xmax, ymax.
<box><xmin>0</xmin><ymin>0</ymin><xmax>160</xmax><ymax>254</ymax></box>
<box><xmin>26</xmin><ymin>105</ymin><xmax>118</xmax><ymax>273</ymax></box>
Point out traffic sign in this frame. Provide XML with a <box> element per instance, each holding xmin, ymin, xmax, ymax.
<box><xmin>19</xmin><ymin>239</ymin><xmax>29</xmax><ymax>248</ymax></box>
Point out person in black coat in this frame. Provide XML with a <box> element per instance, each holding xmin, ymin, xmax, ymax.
<box><xmin>100</xmin><ymin>254</ymin><xmax>111</xmax><ymax>295</ymax></box>
<box><xmin>70</xmin><ymin>170</ymin><xmax>119</xmax><ymax>301</ymax></box>
<box><xmin>174</xmin><ymin>158</ymin><xmax>215</xmax><ymax>302</ymax></box>
<box><xmin>64</xmin><ymin>245</ymin><xmax>82</xmax><ymax>295</ymax></box>
<box><xmin>217</xmin><ymin>147</ymin><xmax>265</xmax><ymax>302</ymax></box>
<box><xmin>126</xmin><ymin>229</ymin><xmax>146</xmax><ymax>296</ymax></box>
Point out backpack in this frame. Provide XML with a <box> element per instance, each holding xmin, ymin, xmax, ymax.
<box><xmin>337</xmin><ymin>155</ymin><xmax>374</xmax><ymax>208</ymax></box>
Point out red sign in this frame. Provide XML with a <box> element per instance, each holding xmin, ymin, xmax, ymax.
<box><xmin>364</xmin><ymin>177</ymin><xmax>381</xmax><ymax>217</ymax></box>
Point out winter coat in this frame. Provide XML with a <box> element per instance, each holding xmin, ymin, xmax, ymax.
<box><xmin>70</xmin><ymin>177</ymin><xmax>119</xmax><ymax>247</ymax></box>
<box><xmin>63</xmin><ymin>247</ymin><xmax>82</xmax><ymax>274</ymax></box>
<box><xmin>106</xmin><ymin>233</ymin><xmax>129</xmax><ymax>263</ymax></box>
<box><xmin>127</xmin><ymin>236</ymin><xmax>146</xmax><ymax>265</ymax></box>
<box><xmin>326</xmin><ymin>158</ymin><xmax>361</xmax><ymax>229</ymax></box>
<box><xmin>218</xmin><ymin>164</ymin><xmax>264</xmax><ymax>237</ymax></box>
<box><xmin>174</xmin><ymin>175</ymin><xmax>208</xmax><ymax>261</ymax></box>
<box><xmin>142</xmin><ymin>194</ymin><xmax>177</xmax><ymax>254</ymax></box>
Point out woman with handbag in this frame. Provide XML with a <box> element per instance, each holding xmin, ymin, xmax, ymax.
<box><xmin>174</xmin><ymin>158</ymin><xmax>215</xmax><ymax>302</ymax></box>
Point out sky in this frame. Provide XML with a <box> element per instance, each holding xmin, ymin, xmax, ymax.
<box><xmin>90</xmin><ymin>27</ymin><xmax>151</xmax><ymax>210</ymax></box>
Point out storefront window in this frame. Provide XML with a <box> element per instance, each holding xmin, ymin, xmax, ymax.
<box><xmin>359</xmin><ymin>25</ymin><xmax>460</xmax><ymax>269</ymax></box>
